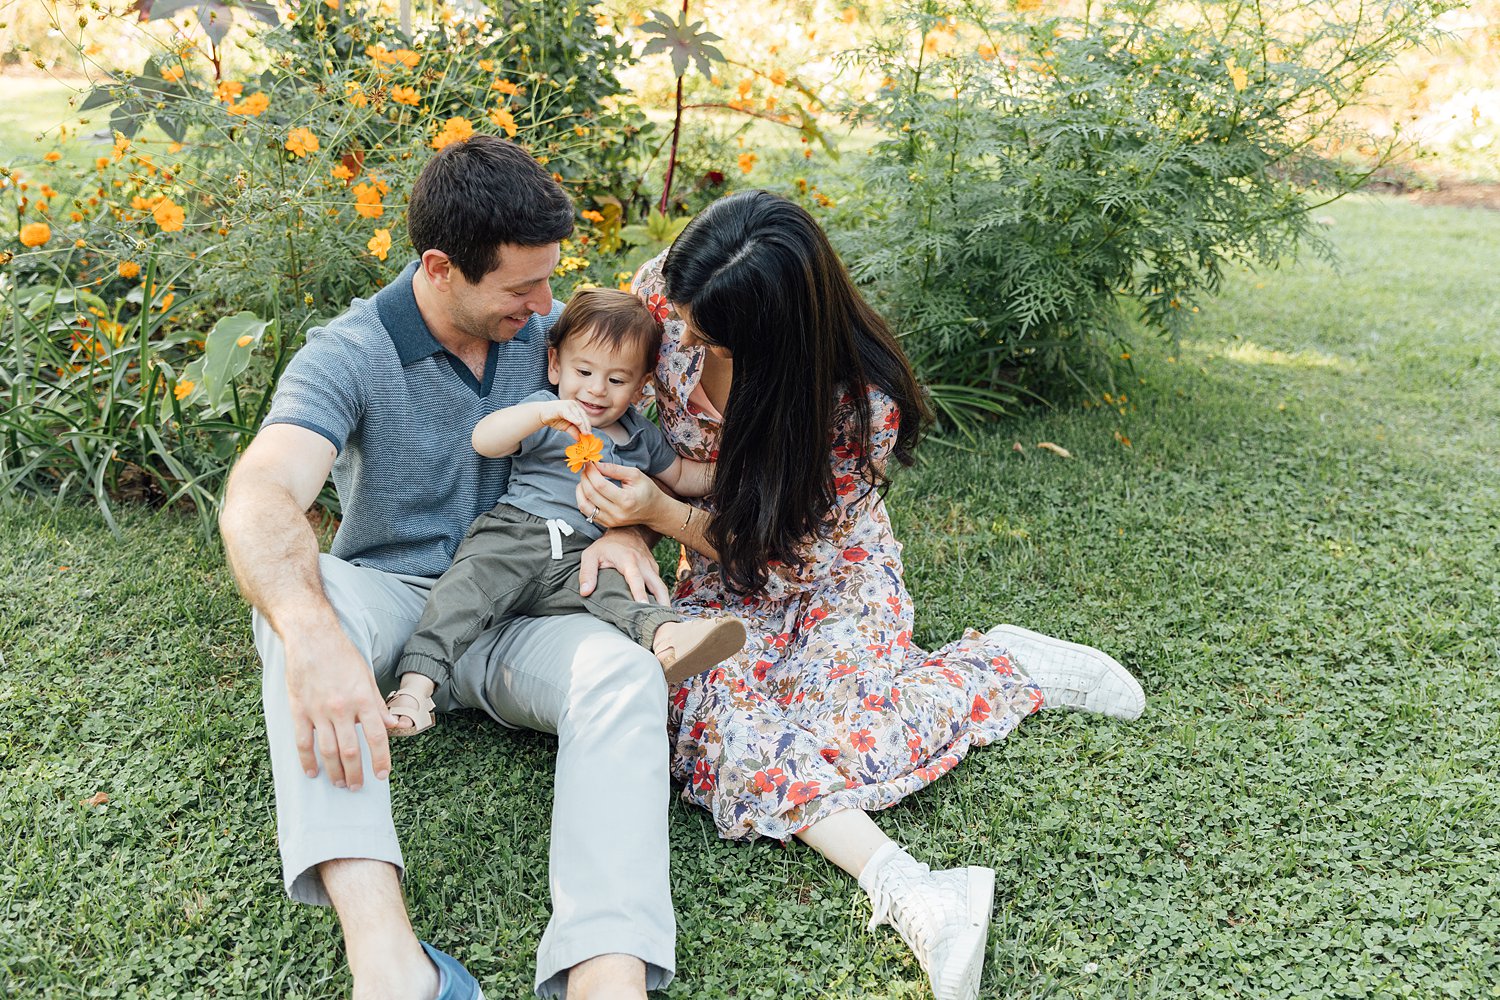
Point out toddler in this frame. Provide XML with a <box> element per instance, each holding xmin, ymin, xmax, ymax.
<box><xmin>386</xmin><ymin>288</ymin><xmax>743</xmax><ymax>735</ymax></box>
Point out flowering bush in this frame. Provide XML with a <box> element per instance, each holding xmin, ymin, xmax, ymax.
<box><xmin>834</xmin><ymin>0</ymin><xmax>1457</xmax><ymax>428</ymax></box>
<box><xmin>2</xmin><ymin>0</ymin><xmax>651</xmax><ymax>525</ymax></box>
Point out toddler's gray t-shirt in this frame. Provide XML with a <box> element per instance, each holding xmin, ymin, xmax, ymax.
<box><xmin>501</xmin><ymin>390</ymin><xmax>678</xmax><ymax>539</ymax></box>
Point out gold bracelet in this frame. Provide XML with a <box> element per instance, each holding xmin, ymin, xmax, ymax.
<box><xmin>678</xmin><ymin>503</ymin><xmax>693</xmax><ymax>536</ymax></box>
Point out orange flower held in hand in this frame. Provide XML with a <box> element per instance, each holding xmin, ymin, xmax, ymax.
<box><xmin>565</xmin><ymin>433</ymin><xmax>604</xmax><ymax>473</ymax></box>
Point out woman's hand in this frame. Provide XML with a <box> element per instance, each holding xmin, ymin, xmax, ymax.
<box><xmin>577</xmin><ymin>461</ymin><xmax>671</xmax><ymax>532</ymax></box>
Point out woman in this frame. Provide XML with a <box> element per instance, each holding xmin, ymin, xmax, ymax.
<box><xmin>578</xmin><ymin>191</ymin><xmax>1144</xmax><ymax>1000</ymax></box>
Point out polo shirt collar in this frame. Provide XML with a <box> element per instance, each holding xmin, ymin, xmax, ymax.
<box><xmin>375</xmin><ymin>260</ymin><xmax>536</xmax><ymax>366</ymax></box>
<box><xmin>376</xmin><ymin>261</ymin><xmax>443</xmax><ymax>365</ymax></box>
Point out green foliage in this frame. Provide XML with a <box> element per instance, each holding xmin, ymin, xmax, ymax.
<box><xmin>2</xmin><ymin>0</ymin><xmax>651</xmax><ymax>525</ymax></box>
<box><xmin>0</xmin><ymin>252</ymin><xmax>249</xmax><ymax>532</ymax></box>
<box><xmin>835</xmin><ymin>0</ymin><xmax>1458</xmax><ymax>430</ymax></box>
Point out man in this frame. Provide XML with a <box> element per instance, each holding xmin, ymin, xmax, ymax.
<box><xmin>220</xmin><ymin>136</ymin><xmax>673</xmax><ymax>1000</ymax></box>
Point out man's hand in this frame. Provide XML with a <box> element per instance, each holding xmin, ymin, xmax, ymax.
<box><xmin>579</xmin><ymin>526</ymin><xmax>671</xmax><ymax>605</ymax></box>
<box><xmin>284</xmin><ymin>628</ymin><xmax>398</xmax><ymax>790</ymax></box>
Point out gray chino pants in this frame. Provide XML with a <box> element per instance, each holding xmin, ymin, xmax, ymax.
<box><xmin>255</xmin><ymin>553</ymin><xmax>675</xmax><ymax>997</ymax></box>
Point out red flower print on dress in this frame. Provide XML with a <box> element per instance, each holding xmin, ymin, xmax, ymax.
<box><xmin>801</xmin><ymin>607</ymin><xmax>829</xmax><ymax>629</ymax></box>
<box><xmin>693</xmin><ymin>759</ymin><xmax>717</xmax><ymax>791</ymax></box>
<box><xmin>820</xmin><ymin>747</ymin><xmax>840</xmax><ymax>764</ymax></box>
<box><xmin>828</xmin><ymin>662</ymin><xmax>858</xmax><ymax>680</ymax></box>
<box><xmin>833</xmin><ymin>473</ymin><xmax>856</xmax><ymax>496</ymax></box>
<box><xmin>990</xmin><ymin>654</ymin><xmax>1014</xmax><ymax>675</ymax></box>
<box><xmin>645</xmin><ymin>293</ymin><xmax>670</xmax><ymax>323</ymax></box>
<box><xmin>750</xmin><ymin>768</ymin><xmax>787</xmax><ymax>794</ymax></box>
<box><xmin>971</xmin><ymin>694</ymin><xmax>991</xmax><ymax>723</ymax></box>
<box><xmin>753</xmin><ymin>659</ymin><xmax>773</xmax><ymax>681</ymax></box>
<box><xmin>842</xmin><ymin>546</ymin><xmax>869</xmax><ymax>562</ymax></box>
<box><xmin>787</xmin><ymin>781</ymin><xmax>821</xmax><ymax>805</ymax></box>
<box><xmin>831</xmin><ymin>440</ymin><xmax>861</xmax><ymax>462</ymax></box>
<box><xmin>851</xmin><ymin>729</ymin><xmax>876</xmax><ymax>753</ymax></box>
<box><xmin>862</xmin><ymin>693</ymin><xmax>886</xmax><ymax>711</ymax></box>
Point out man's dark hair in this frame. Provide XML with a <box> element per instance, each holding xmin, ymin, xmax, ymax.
<box><xmin>407</xmin><ymin>135</ymin><xmax>574</xmax><ymax>283</ymax></box>
<box><xmin>547</xmin><ymin>288</ymin><xmax>662</xmax><ymax>374</ymax></box>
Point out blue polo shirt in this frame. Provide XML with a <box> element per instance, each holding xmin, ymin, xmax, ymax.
<box><xmin>262</xmin><ymin>260</ymin><xmax>563</xmax><ymax>577</ymax></box>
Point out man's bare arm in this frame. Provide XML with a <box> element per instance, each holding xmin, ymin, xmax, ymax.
<box><xmin>220</xmin><ymin>424</ymin><xmax>394</xmax><ymax>790</ymax></box>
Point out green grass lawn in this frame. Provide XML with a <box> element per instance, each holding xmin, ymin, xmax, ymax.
<box><xmin>2</xmin><ymin>196</ymin><xmax>1498</xmax><ymax>998</ymax></box>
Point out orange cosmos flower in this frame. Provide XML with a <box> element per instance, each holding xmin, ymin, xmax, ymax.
<box><xmin>19</xmin><ymin>222</ymin><xmax>51</xmax><ymax>247</ymax></box>
<box><xmin>228</xmin><ymin>92</ymin><xmax>270</xmax><ymax>117</ymax></box>
<box><xmin>352</xmin><ymin>182</ymin><xmax>384</xmax><ymax>218</ymax></box>
<box><xmin>565</xmin><ymin>434</ymin><xmax>604</xmax><ymax>473</ymax></box>
<box><xmin>432</xmin><ymin>116</ymin><xmax>475</xmax><ymax>149</ymax></box>
<box><xmin>368</xmin><ymin>228</ymin><xmax>392</xmax><ymax>260</ymax></box>
<box><xmin>215</xmin><ymin>80</ymin><xmax>244</xmax><ymax>104</ymax></box>
<box><xmin>367</xmin><ymin>45</ymin><xmax>420</xmax><ymax>68</ymax></box>
<box><xmin>285</xmin><ymin>127</ymin><xmax>320</xmax><ymax>157</ymax></box>
<box><xmin>331</xmin><ymin>163</ymin><xmax>354</xmax><ymax>181</ymax></box>
<box><xmin>737</xmin><ymin>152</ymin><xmax>758</xmax><ymax>174</ymax></box>
<box><xmin>391</xmin><ymin>86</ymin><xmax>420</xmax><ymax>106</ymax></box>
<box><xmin>153</xmin><ymin>198</ymin><xmax>185</xmax><ymax>232</ymax></box>
<box><xmin>162</xmin><ymin>65</ymin><xmax>184</xmax><ymax>83</ymax></box>
<box><xmin>491</xmin><ymin>79</ymin><xmax>521</xmax><ymax>96</ymax></box>
<box><xmin>487</xmin><ymin>107</ymin><xmax>518</xmax><ymax>137</ymax></box>
<box><xmin>580</xmin><ymin>209</ymin><xmax>605</xmax><ymax>223</ymax></box>
<box><xmin>44</xmin><ymin>151</ymin><xmax>62</xmax><ymax>162</ymax></box>
<box><xmin>118</xmin><ymin>260</ymin><xmax>140</xmax><ymax>278</ymax></box>
<box><xmin>174</xmin><ymin>379</ymin><xmax>195</xmax><ymax>400</ymax></box>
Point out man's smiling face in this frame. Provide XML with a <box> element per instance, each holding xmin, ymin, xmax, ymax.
<box><xmin>446</xmin><ymin>242</ymin><xmax>560</xmax><ymax>343</ymax></box>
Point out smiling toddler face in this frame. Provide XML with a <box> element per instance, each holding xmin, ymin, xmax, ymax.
<box><xmin>547</xmin><ymin>331</ymin><xmax>651</xmax><ymax>428</ymax></box>
<box><xmin>544</xmin><ymin>287</ymin><xmax>663</xmax><ymax>428</ymax></box>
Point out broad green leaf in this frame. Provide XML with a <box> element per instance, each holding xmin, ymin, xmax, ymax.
<box><xmin>193</xmin><ymin>311</ymin><xmax>271</xmax><ymax>414</ymax></box>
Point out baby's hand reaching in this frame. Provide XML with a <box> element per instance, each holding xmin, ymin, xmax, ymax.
<box><xmin>539</xmin><ymin>399</ymin><xmax>592</xmax><ymax>440</ymax></box>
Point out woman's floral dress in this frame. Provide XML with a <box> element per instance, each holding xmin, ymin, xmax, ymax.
<box><xmin>635</xmin><ymin>256</ymin><xmax>1044</xmax><ymax>842</ymax></box>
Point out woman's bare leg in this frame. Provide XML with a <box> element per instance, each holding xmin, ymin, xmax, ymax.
<box><xmin>797</xmin><ymin>808</ymin><xmax>992</xmax><ymax>1000</ymax></box>
<box><xmin>794</xmin><ymin>808</ymin><xmax>894</xmax><ymax>879</ymax></box>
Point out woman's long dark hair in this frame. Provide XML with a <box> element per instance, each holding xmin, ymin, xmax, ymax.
<box><xmin>663</xmin><ymin>190</ymin><xmax>930</xmax><ymax>594</ymax></box>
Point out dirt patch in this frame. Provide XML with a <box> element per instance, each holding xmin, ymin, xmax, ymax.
<box><xmin>1366</xmin><ymin>174</ymin><xmax>1500</xmax><ymax>211</ymax></box>
<box><xmin>1401</xmin><ymin>180</ymin><xmax>1500</xmax><ymax>211</ymax></box>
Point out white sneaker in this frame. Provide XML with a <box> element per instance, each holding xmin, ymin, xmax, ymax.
<box><xmin>860</xmin><ymin>850</ymin><xmax>995</xmax><ymax>1000</ymax></box>
<box><xmin>985</xmin><ymin>624</ymin><xmax>1145</xmax><ymax>720</ymax></box>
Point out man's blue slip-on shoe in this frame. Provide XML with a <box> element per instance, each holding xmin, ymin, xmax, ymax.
<box><xmin>421</xmin><ymin>942</ymin><xmax>484</xmax><ymax>1000</ymax></box>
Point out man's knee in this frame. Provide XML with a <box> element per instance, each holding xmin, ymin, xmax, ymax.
<box><xmin>565</xmin><ymin>631</ymin><xmax>668</xmax><ymax>729</ymax></box>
